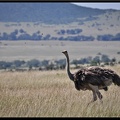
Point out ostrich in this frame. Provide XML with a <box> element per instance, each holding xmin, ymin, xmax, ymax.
<box><xmin>62</xmin><ymin>50</ymin><xmax>120</xmax><ymax>105</ymax></box>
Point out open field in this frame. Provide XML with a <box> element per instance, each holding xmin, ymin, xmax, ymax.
<box><xmin>0</xmin><ymin>40</ymin><xmax>120</xmax><ymax>62</ymax></box>
<box><xmin>0</xmin><ymin>65</ymin><xmax>120</xmax><ymax>117</ymax></box>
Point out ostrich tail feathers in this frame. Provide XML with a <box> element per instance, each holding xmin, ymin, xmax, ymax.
<box><xmin>112</xmin><ymin>74</ymin><xmax>120</xmax><ymax>86</ymax></box>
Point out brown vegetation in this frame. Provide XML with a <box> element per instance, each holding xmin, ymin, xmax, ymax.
<box><xmin>0</xmin><ymin>66</ymin><xmax>120</xmax><ymax>117</ymax></box>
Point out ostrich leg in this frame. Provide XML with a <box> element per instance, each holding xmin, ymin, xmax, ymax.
<box><xmin>87</xmin><ymin>84</ymin><xmax>103</xmax><ymax>105</ymax></box>
<box><xmin>87</xmin><ymin>90</ymin><xmax>97</xmax><ymax>106</ymax></box>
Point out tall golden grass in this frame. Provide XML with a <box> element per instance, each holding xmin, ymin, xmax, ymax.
<box><xmin>0</xmin><ymin>66</ymin><xmax>120</xmax><ymax>117</ymax></box>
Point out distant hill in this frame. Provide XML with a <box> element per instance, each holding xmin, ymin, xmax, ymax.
<box><xmin>0</xmin><ymin>2</ymin><xmax>106</xmax><ymax>24</ymax></box>
<box><xmin>0</xmin><ymin>2</ymin><xmax>120</xmax><ymax>41</ymax></box>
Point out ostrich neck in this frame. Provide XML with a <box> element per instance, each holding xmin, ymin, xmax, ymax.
<box><xmin>65</xmin><ymin>54</ymin><xmax>74</xmax><ymax>81</ymax></box>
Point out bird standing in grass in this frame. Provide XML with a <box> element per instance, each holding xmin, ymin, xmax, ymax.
<box><xmin>62</xmin><ymin>50</ymin><xmax>120</xmax><ymax>105</ymax></box>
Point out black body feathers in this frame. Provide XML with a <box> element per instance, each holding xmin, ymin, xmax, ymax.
<box><xmin>74</xmin><ymin>67</ymin><xmax>120</xmax><ymax>91</ymax></box>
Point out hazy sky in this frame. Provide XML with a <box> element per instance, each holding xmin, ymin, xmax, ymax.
<box><xmin>72</xmin><ymin>3</ymin><xmax>120</xmax><ymax>10</ymax></box>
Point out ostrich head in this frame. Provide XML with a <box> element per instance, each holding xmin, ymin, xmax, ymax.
<box><xmin>62</xmin><ymin>50</ymin><xmax>68</xmax><ymax>56</ymax></box>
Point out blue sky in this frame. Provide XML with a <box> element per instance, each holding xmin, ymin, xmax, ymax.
<box><xmin>72</xmin><ymin>3</ymin><xmax>120</xmax><ymax>10</ymax></box>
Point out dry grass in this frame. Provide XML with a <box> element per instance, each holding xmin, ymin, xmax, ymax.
<box><xmin>0</xmin><ymin>66</ymin><xmax>120</xmax><ymax>117</ymax></box>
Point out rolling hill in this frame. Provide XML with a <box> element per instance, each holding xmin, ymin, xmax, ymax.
<box><xmin>0</xmin><ymin>2</ymin><xmax>120</xmax><ymax>41</ymax></box>
<box><xmin>0</xmin><ymin>2</ymin><xmax>106</xmax><ymax>24</ymax></box>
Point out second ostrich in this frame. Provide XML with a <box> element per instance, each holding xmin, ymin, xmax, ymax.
<box><xmin>62</xmin><ymin>50</ymin><xmax>120</xmax><ymax>105</ymax></box>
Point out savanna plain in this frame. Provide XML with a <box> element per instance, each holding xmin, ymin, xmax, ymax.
<box><xmin>0</xmin><ymin>65</ymin><xmax>120</xmax><ymax>117</ymax></box>
<box><xmin>0</xmin><ymin>40</ymin><xmax>120</xmax><ymax>61</ymax></box>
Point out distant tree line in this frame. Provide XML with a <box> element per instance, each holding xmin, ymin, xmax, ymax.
<box><xmin>56</xmin><ymin>28</ymin><xmax>83</xmax><ymax>35</ymax></box>
<box><xmin>0</xmin><ymin>59</ymin><xmax>66</xmax><ymax>71</ymax></box>
<box><xmin>97</xmin><ymin>33</ymin><xmax>120</xmax><ymax>41</ymax></box>
<box><xmin>0</xmin><ymin>28</ymin><xmax>120</xmax><ymax>41</ymax></box>
<box><xmin>0</xmin><ymin>53</ymin><xmax>118</xmax><ymax>71</ymax></box>
<box><xmin>0</xmin><ymin>28</ymin><xmax>94</xmax><ymax>41</ymax></box>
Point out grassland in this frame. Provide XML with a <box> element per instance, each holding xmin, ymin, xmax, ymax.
<box><xmin>0</xmin><ymin>65</ymin><xmax>120</xmax><ymax>117</ymax></box>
